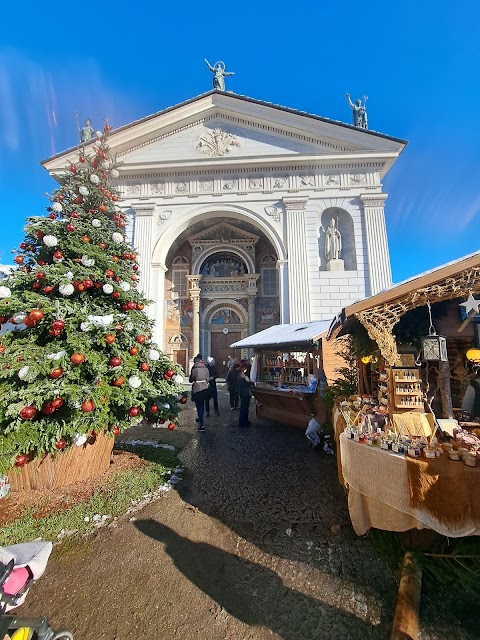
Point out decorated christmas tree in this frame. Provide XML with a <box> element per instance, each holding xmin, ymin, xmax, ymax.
<box><xmin>0</xmin><ymin>122</ymin><xmax>186</xmax><ymax>475</ymax></box>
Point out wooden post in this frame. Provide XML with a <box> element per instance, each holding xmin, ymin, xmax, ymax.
<box><xmin>438</xmin><ymin>359</ymin><xmax>454</xmax><ymax>418</ymax></box>
<box><xmin>390</xmin><ymin>551</ymin><xmax>422</xmax><ymax>640</ymax></box>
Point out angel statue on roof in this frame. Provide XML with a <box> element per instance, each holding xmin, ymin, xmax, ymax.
<box><xmin>204</xmin><ymin>59</ymin><xmax>235</xmax><ymax>91</ymax></box>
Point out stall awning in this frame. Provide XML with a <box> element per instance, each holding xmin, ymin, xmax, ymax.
<box><xmin>230</xmin><ymin>320</ymin><xmax>332</xmax><ymax>350</ymax></box>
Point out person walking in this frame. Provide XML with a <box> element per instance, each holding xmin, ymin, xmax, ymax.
<box><xmin>205</xmin><ymin>356</ymin><xmax>220</xmax><ymax>417</ymax></box>
<box><xmin>225</xmin><ymin>363</ymin><xmax>240</xmax><ymax>411</ymax></box>
<box><xmin>189</xmin><ymin>356</ymin><xmax>210</xmax><ymax>431</ymax></box>
<box><xmin>237</xmin><ymin>364</ymin><xmax>254</xmax><ymax>428</ymax></box>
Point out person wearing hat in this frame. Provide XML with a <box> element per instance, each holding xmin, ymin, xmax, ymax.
<box><xmin>205</xmin><ymin>356</ymin><xmax>219</xmax><ymax>417</ymax></box>
<box><xmin>237</xmin><ymin>363</ymin><xmax>254</xmax><ymax>427</ymax></box>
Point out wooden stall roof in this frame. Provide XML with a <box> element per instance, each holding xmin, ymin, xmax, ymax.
<box><xmin>328</xmin><ymin>250</ymin><xmax>480</xmax><ymax>365</ymax></box>
<box><xmin>230</xmin><ymin>320</ymin><xmax>332</xmax><ymax>351</ymax></box>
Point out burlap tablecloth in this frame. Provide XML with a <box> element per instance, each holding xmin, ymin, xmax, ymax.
<box><xmin>339</xmin><ymin>433</ymin><xmax>480</xmax><ymax>537</ymax></box>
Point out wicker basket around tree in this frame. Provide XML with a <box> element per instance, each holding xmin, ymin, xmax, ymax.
<box><xmin>8</xmin><ymin>432</ymin><xmax>114</xmax><ymax>491</ymax></box>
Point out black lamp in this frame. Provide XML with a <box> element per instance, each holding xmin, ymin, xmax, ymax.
<box><xmin>421</xmin><ymin>301</ymin><xmax>448</xmax><ymax>362</ymax></box>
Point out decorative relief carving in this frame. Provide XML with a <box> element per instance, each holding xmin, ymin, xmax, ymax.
<box><xmin>350</xmin><ymin>173</ymin><xmax>366</xmax><ymax>185</ymax></box>
<box><xmin>150</xmin><ymin>182</ymin><xmax>165</xmax><ymax>195</ymax></box>
<box><xmin>274</xmin><ymin>177</ymin><xmax>287</xmax><ymax>188</ymax></box>
<box><xmin>194</xmin><ymin>128</ymin><xmax>242</xmax><ymax>157</ymax></box>
<box><xmin>301</xmin><ymin>176</ymin><xmax>313</xmax><ymax>186</ymax></box>
<box><xmin>249</xmin><ymin>177</ymin><xmax>263</xmax><ymax>190</ymax></box>
<box><xmin>223</xmin><ymin>179</ymin><xmax>238</xmax><ymax>191</ymax></box>
<box><xmin>126</xmin><ymin>184</ymin><xmax>141</xmax><ymax>196</ymax></box>
<box><xmin>264</xmin><ymin>205</ymin><xmax>281</xmax><ymax>223</ymax></box>
<box><xmin>199</xmin><ymin>179</ymin><xmax>214</xmax><ymax>193</ymax></box>
<box><xmin>175</xmin><ymin>181</ymin><xmax>189</xmax><ymax>194</ymax></box>
<box><xmin>325</xmin><ymin>175</ymin><xmax>340</xmax><ymax>186</ymax></box>
<box><xmin>157</xmin><ymin>209</ymin><xmax>172</xmax><ymax>225</ymax></box>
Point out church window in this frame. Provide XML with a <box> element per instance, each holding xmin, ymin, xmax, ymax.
<box><xmin>262</xmin><ymin>268</ymin><xmax>278</xmax><ymax>297</ymax></box>
<box><xmin>172</xmin><ymin>268</ymin><xmax>188</xmax><ymax>299</ymax></box>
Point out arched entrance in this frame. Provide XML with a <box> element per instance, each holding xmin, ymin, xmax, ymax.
<box><xmin>204</xmin><ymin>301</ymin><xmax>248</xmax><ymax>375</ymax></box>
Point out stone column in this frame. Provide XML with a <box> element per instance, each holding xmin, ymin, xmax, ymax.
<box><xmin>245</xmin><ymin>274</ymin><xmax>259</xmax><ymax>337</ymax></box>
<box><xmin>150</xmin><ymin>262</ymin><xmax>168</xmax><ymax>348</ymax></box>
<box><xmin>131</xmin><ymin>202</ymin><xmax>156</xmax><ymax>298</ymax></box>
<box><xmin>277</xmin><ymin>260</ymin><xmax>289</xmax><ymax>323</ymax></box>
<box><xmin>283</xmin><ymin>197</ymin><xmax>311</xmax><ymax>323</ymax></box>
<box><xmin>360</xmin><ymin>194</ymin><xmax>392</xmax><ymax>296</ymax></box>
<box><xmin>187</xmin><ymin>276</ymin><xmax>202</xmax><ymax>361</ymax></box>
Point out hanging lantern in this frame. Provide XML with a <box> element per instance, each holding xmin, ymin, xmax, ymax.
<box><xmin>466</xmin><ymin>348</ymin><xmax>480</xmax><ymax>363</ymax></box>
<box><xmin>421</xmin><ymin>300</ymin><xmax>448</xmax><ymax>362</ymax></box>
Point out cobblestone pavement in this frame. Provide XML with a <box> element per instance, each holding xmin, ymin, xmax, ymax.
<box><xmin>19</xmin><ymin>384</ymin><xmax>478</xmax><ymax>639</ymax></box>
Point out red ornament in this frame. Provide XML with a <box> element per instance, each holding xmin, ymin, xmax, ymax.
<box><xmin>52</xmin><ymin>320</ymin><xmax>65</xmax><ymax>331</ymax></box>
<box><xmin>135</xmin><ymin>335</ymin><xmax>146</xmax><ymax>344</ymax></box>
<box><xmin>70</xmin><ymin>353</ymin><xmax>85</xmax><ymax>365</ymax></box>
<box><xmin>128</xmin><ymin>406</ymin><xmax>140</xmax><ymax>417</ymax></box>
<box><xmin>76</xmin><ymin>283</ymin><xmax>85</xmax><ymax>292</ymax></box>
<box><xmin>140</xmin><ymin>362</ymin><xmax>150</xmax><ymax>372</ymax></box>
<box><xmin>81</xmin><ymin>236</ymin><xmax>90</xmax><ymax>243</ymax></box>
<box><xmin>75</xmin><ymin>196</ymin><xmax>83</xmax><ymax>204</ymax></box>
<box><xmin>121</xmin><ymin>304</ymin><xmax>129</xmax><ymax>311</ymax></box>
<box><xmin>19</xmin><ymin>242</ymin><xmax>27</xmax><ymax>249</ymax></box>
<box><xmin>37</xmin><ymin>260</ymin><xmax>46</xmax><ymax>266</ymax></box>
<box><xmin>81</xmin><ymin>400</ymin><xmax>95</xmax><ymax>413</ymax></box>
<box><xmin>165</xmin><ymin>369</ymin><xmax>175</xmax><ymax>378</ymax></box>
<box><xmin>32</xmin><ymin>282</ymin><xmax>41</xmax><ymax>290</ymax></box>
<box><xmin>55</xmin><ymin>438</ymin><xmax>67</xmax><ymax>449</ymax></box>
<box><xmin>129</xmin><ymin>346</ymin><xmax>138</xmax><ymax>356</ymax></box>
<box><xmin>29</xmin><ymin>309</ymin><xmax>44</xmax><ymax>322</ymax></box>
<box><xmin>115</xmin><ymin>323</ymin><xmax>123</xmax><ymax>331</ymax></box>
<box><xmin>35</xmin><ymin>230</ymin><xmax>44</xmax><ymax>239</ymax></box>
<box><xmin>14</xmin><ymin>255</ymin><xmax>24</xmax><ymax>264</ymax></box>
<box><xmin>98</xmin><ymin>242</ymin><xmax>107</xmax><ymax>250</ymax></box>
<box><xmin>42</xmin><ymin>402</ymin><xmax>56</xmax><ymax>415</ymax></box>
<box><xmin>127</xmin><ymin>301</ymin><xmax>136</xmax><ymax>310</ymax></box>
<box><xmin>112</xmin><ymin>377</ymin><xmax>125</xmax><ymax>387</ymax></box>
<box><xmin>49</xmin><ymin>329</ymin><xmax>61</xmax><ymax>337</ymax></box>
<box><xmin>179</xmin><ymin>397</ymin><xmax>188</xmax><ymax>405</ymax></box>
<box><xmin>167</xmin><ymin>422</ymin><xmax>175</xmax><ymax>431</ymax></box>
<box><xmin>50</xmin><ymin>368</ymin><xmax>63</xmax><ymax>379</ymax></box>
<box><xmin>71</xmin><ymin>212</ymin><xmax>79</xmax><ymax>218</ymax></box>
<box><xmin>48</xmin><ymin>213</ymin><xmax>56</xmax><ymax>220</ymax></box>
<box><xmin>83</xmin><ymin>279</ymin><xmax>93</xmax><ymax>288</ymax></box>
<box><xmin>105</xmin><ymin>334</ymin><xmax>115</xmax><ymax>345</ymax></box>
<box><xmin>79</xmin><ymin>156</ymin><xmax>86</xmax><ymax>163</ymax></box>
<box><xmin>112</xmin><ymin>291</ymin><xmax>120</xmax><ymax>299</ymax></box>
<box><xmin>69</xmin><ymin>165</ymin><xmax>77</xmax><ymax>173</ymax></box>
<box><xmin>24</xmin><ymin>317</ymin><xmax>35</xmax><ymax>328</ymax></box>
<box><xmin>35</xmin><ymin>272</ymin><xmax>45</xmax><ymax>280</ymax></box>
<box><xmin>109</xmin><ymin>356</ymin><xmax>122</xmax><ymax>367</ymax></box>
<box><xmin>150</xmin><ymin>404</ymin><xmax>158</xmax><ymax>413</ymax></box>
<box><xmin>132</xmin><ymin>264</ymin><xmax>139</xmax><ymax>271</ymax></box>
<box><xmin>53</xmin><ymin>250</ymin><xmax>63</xmax><ymax>259</ymax></box>
<box><xmin>113</xmin><ymin>425</ymin><xmax>120</xmax><ymax>435</ymax></box>
<box><xmin>98</xmin><ymin>204</ymin><xmax>107</xmax><ymax>212</ymax></box>
<box><xmin>136</xmin><ymin>303</ymin><xmax>145</xmax><ymax>311</ymax></box>
<box><xmin>19</xmin><ymin>406</ymin><xmax>36</xmax><ymax>420</ymax></box>
<box><xmin>52</xmin><ymin>397</ymin><xmax>63</xmax><ymax>409</ymax></box>
<box><xmin>15</xmin><ymin>454</ymin><xmax>28</xmax><ymax>467</ymax></box>
<box><xmin>43</xmin><ymin>286</ymin><xmax>54</xmax><ymax>294</ymax></box>
<box><xmin>66</xmin><ymin>223</ymin><xmax>76</xmax><ymax>232</ymax></box>
<box><xmin>112</xmin><ymin>195</ymin><xmax>118</xmax><ymax>202</ymax></box>
<box><xmin>105</xmin><ymin>269</ymin><xmax>114</xmax><ymax>278</ymax></box>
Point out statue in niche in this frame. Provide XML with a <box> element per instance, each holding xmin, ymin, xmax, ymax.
<box><xmin>204</xmin><ymin>59</ymin><xmax>235</xmax><ymax>91</ymax></box>
<box><xmin>345</xmin><ymin>94</ymin><xmax>368</xmax><ymax>129</ymax></box>
<box><xmin>325</xmin><ymin>218</ymin><xmax>342</xmax><ymax>262</ymax></box>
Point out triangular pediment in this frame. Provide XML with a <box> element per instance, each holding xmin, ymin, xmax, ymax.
<box><xmin>188</xmin><ymin>222</ymin><xmax>259</xmax><ymax>245</ymax></box>
<box><xmin>42</xmin><ymin>91</ymin><xmax>406</xmax><ymax>176</ymax></box>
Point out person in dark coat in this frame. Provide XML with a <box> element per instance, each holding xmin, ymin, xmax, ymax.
<box><xmin>189</xmin><ymin>357</ymin><xmax>210</xmax><ymax>431</ymax></box>
<box><xmin>237</xmin><ymin>365</ymin><xmax>254</xmax><ymax>428</ymax></box>
<box><xmin>205</xmin><ymin>356</ymin><xmax>219</xmax><ymax>417</ymax></box>
<box><xmin>225</xmin><ymin>363</ymin><xmax>240</xmax><ymax>410</ymax></box>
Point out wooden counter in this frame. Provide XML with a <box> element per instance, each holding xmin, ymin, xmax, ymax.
<box><xmin>252</xmin><ymin>386</ymin><xmax>325</xmax><ymax>429</ymax></box>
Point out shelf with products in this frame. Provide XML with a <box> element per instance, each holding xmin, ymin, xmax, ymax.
<box><xmin>388</xmin><ymin>367</ymin><xmax>424</xmax><ymax>411</ymax></box>
<box><xmin>260</xmin><ymin>351</ymin><xmax>314</xmax><ymax>385</ymax></box>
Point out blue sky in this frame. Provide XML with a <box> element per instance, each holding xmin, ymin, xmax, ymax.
<box><xmin>1</xmin><ymin>0</ymin><xmax>479</xmax><ymax>282</ymax></box>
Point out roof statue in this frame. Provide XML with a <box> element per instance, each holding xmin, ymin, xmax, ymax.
<box><xmin>75</xmin><ymin>113</ymin><xmax>95</xmax><ymax>144</ymax></box>
<box><xmin>204</xmin><ymin>59</ymin><xmax>235</xmax><ymax>91</ymax></box>
<box><xmin>345</xmin><ymin>93</ymin><xmax>368</xmax><ymax>129</ymax></box>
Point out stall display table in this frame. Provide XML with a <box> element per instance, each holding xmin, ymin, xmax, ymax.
<box><xmin>339</xmin><ymin>433</ymin><xmax>480</xmax><ymax>537</ymax></box>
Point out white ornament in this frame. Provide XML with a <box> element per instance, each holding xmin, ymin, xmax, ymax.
<box><xmin>51</xmin><ymin>202</ymin><xmax>63</xmax><ymax>213</ymax></box>
<box><xmin>125</xmin><ymin>322</ymin><xmax>134</xmax><ymax>332</ymax></box>
<box><xmin>53</xmin><ymin>257</ymin><xmax>63</xmax><ymax>264</ymax></box>
<box><xmin>174</xmin><ymin>374</ymin><xmax>184</xmax><ymax>385</ymax></box>
<box><xmin>118</xmin><ymin>281</ymin><xmax>131</xmax><ymax>292</ymax></box>
<box><xmin>102</xmin><ymin>283</ymin><xmax>114</xmax><ymax>294</ymax></box>
<box><xmin>81</xmin><ymin>255</ymin><xmax>95</xmax><ymax>267</ymax></box>
<box><xmin>162</xmin><ymin>403</ymin><xmax>170</xmax><ymax>410</ymax></box>
<box><xmin>100</xmin><ymin>160</ymin><xmax>111</xmax><ymax>170</ymax></box>
<box><xmin>128</xmin><ymin>376</ymin><xmax>142</xmax><ymax>389</ymax></box>
<box><xmin>43</xmin><ymin>235</ymin><xmax>58</xmax><ymax>247</ymax></box>
<box><xmin>46</xmin><ymin>350</ymin><xmax>67</xmax><ymax>360</ymax></box>
<box><xmin>80</xmin><ymin>321</ymin><xmax>92</xmax><ymax>332</ymax></box>
<box><xmin>18</xmin><ymin>366</ymin><xmax>30</xmax><ymax>381</ymax></box>
<box><xmin>65</xmin><ymin>271</ymin><xmax>74</xmax><ymax>280</ymax></box>
<box><xmin>72</xmin><ymin>433</ymin><xmax>87</xmax><ymax>447</ymax></box>
<box><xmin>148</xmin><ymin>349</ymin><xmax>160</xmax><ymax>361</ymax></box>
<box><xmin>110</xmin><ymin>168</ymin><xmax>119</xmax><ymax>179</ymax></box>
<box><xmin>79</xmin><ymin>186</ymin><xmax>89</xmax><ymax>196</ymax></box>
<box><xmin>59</xmin><ymin>283</ymin><xmax>75</xmax><ymax>296</ymax></box>
<box><xmin>460</xmin><ymin>293</ymin><xmax>480</xmax><ymax>315</ymax></box>
<box><xmin>96</xmin><ymin>130</ymin><xmax>103</xmax><ymax>138</ymax></box>
<box><xmin>0</xmin><ymin>286</ymin><xmax>11</xmax><ymax>299</ymax></box>
<box><xmin>92</xmin><ymin>219</ymin><xmax>101</xmax><ymax>228</ymax></box>
<box><xmin>12</xmin><ymin>312</ymin><xmax>27</xmax><ymax>324</ymax></box>
<box><xmin>90</xmin><ymin>174</ymin><xmax>100</xmax><ymax>185</ymax></box>
<box><xmin>111</xmin><ymin>232</ymin><xmax>124</xmax><ymax>244</ymax></box>
<box><xmin>87</xmin><ymin>314</ymin><xmax>114</xmax><ymax>327</ymax></box>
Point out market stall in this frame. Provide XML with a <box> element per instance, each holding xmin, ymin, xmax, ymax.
<box><xmin>230</xmin><ymin>321</ymin><xmax>331</xmax><ymax>428</ymax></box>
<box><xmin>327</xmin><ymin>250</ymin><xmax>480</xmax><ymax>536</ymax></box>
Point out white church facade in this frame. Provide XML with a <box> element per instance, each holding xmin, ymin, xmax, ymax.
<box><xmin>43</xmin><ymin>91</ymin><xmax>406</xmax><ymax>373</ymax></box>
